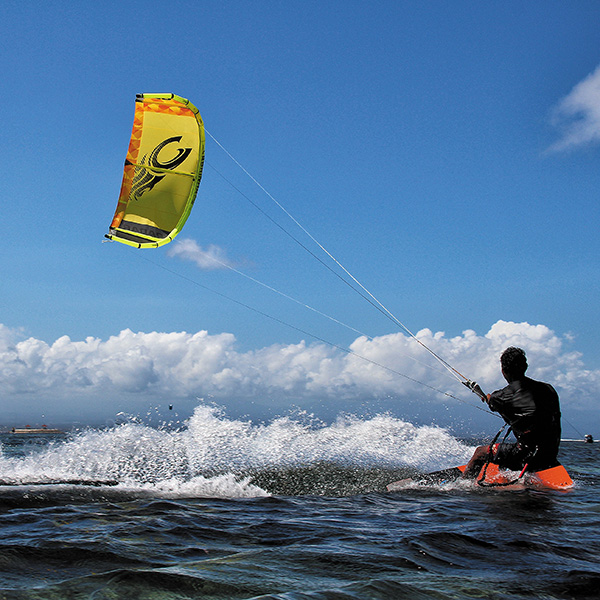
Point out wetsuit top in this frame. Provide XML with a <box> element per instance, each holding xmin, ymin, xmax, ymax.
<box><xmin>487</xmin><ymin>377</ymin><xmax>561</xmax><ymax>469</ymax></box>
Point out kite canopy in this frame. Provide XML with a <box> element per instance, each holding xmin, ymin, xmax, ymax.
<box><xmin>107</xmin><ymin>93</ymin><xmax>205</xmax><ymax>248</ymax></box>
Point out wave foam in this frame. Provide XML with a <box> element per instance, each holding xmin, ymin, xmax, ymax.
<box><xmin>0</xmin><ymin>405</ymin><xmax>474</xmax><ymax>497</ymax></box>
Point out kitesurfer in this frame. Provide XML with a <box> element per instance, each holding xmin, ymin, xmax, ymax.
<box><xmin>463</xmin><ymin>347</ymin><xmax>562</xmax><ymax>477</ymax></box>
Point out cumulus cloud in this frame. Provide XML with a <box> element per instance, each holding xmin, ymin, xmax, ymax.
<box><xmin>548</xmin><ymin>63</ymin><xmax>600</xmax><ymax>152</ymax></box>
<box><xmin>167</xmin><ymin>238</ymin><xmax>234</xmax><ymax>270</ymax></box>
<box><xmin>0</xmin><ymin>321</ymin><xmax>598</xmax><ymax>426</ymax></box>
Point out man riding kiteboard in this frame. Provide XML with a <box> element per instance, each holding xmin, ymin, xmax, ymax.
<box><xmin>463</xmin><ymin>346</ymin><xmax>562</xmax><ymax>479</ymax></box>
<box><xmin>387</xmin><ymin>346</ymin><xmax>571</xmax><ymax>490</ymax></box>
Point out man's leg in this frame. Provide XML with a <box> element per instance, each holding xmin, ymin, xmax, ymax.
<box><xmin>462</xmin><ymin>445</ymin><xmax>490</xmax><ymax>478</ymax></box>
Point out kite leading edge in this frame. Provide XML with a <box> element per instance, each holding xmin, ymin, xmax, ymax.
<box><xmin>106</xmin><ymin>93</ymin><xmax>205</xmax><ymax>248</ymax></box>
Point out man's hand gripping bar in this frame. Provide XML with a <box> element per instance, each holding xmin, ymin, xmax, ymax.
<box><xmin>463</xmin><ymin>380</ymin><xmax>487</xmax><ymax>402</ymax></box>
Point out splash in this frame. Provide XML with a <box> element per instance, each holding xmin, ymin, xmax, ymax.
<box><xmin>0</xmin><ymin>405</ymin><xmax>474</xmax><ymax>497</ymax></box>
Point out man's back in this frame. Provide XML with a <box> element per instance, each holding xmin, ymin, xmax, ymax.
<box><xmin>488</xmin><ymin>376</ymin><xmax>561</xmax><ymax>468</ymax></box>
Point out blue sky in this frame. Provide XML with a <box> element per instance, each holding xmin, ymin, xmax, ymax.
<box><xmin>1</xmin><ymin>1</ymin><xmax>599</xmax><ymax>434</ymax></box>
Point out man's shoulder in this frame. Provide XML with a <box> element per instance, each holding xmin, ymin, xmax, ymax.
<box><xmin>489</xmin><ymin>382</ymin><xmax>516</xmax><ymax>402</ymax></box>
<box><xmin>523</xmin><ymin>376</ymin><xmax>557</xmax><ymax>394</ymax></box>
<box><xmin>490</xmin><ymin>378</ymin><xmax>557</xmax><ymax>401</ymax></box>
<box><xmin>522</xmin><ymin>377</ymin><xmax>560</xmax><ymax>407</ymax></box>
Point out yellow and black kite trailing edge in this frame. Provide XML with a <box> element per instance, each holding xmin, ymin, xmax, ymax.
<box><xmin>106</xmin><ymin>93</ymin><xmax>205</xmax><ymax>248</ymax></box>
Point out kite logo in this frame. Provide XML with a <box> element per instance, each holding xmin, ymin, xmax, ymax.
<box><xmin>130</xmin><ymin>136</ymin><xmax>192</xmax><ymax>200</ymax></box>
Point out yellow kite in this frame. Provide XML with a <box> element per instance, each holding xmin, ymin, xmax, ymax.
<box><xmin>106</xmin><ymin>94</ymin><xmax>205</xmax><ymax>248</ymax></box>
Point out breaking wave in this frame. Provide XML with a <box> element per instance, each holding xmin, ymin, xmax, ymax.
<box><xmin>0</xmin><ymin>404</ymin><xmax>474</xmax><ymax>498</ymax></box>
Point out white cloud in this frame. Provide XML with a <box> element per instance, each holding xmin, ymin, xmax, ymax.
<box><xmin>548</xmin><ymin>64</ymin><xmax>600</xmax><ymax>152</ymax></box>
<box><xmin>0</xmin><ymin>320</ymin><xmax>598</xmax><ymax>426</ymax></box>
<box><xmin>167</xmin><ymin>238</ymin><xmax>234</xmax><ymax>270</ymax></box>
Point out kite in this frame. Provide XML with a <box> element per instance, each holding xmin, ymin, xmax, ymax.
<box><xmin>106</xmin><ymin>93</ymin><xmax>205</xmax><ymax>248</ymax></box>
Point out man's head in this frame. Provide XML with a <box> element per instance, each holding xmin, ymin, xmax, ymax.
<box><xmin>500</xmin><ymin>346</ymin><xmax>528</xmax><ymax>381</ymax></box>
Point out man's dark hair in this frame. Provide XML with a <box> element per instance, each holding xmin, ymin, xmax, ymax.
<box><xmin>500</xmin><ymin>346</ymin><xmax>528</xmax><ymax>378</ymax></box>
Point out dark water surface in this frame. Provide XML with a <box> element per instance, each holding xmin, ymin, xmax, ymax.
<box><xmin>0</xmin><ymin>411</ymin><xmax>598</xmax><ymax>599</ymax></box>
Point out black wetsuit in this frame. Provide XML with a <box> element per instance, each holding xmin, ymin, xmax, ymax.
<box><xmin>487</xmin><ymin>376</ymin><xmax>561</xmax><ymax>471</ymax></box>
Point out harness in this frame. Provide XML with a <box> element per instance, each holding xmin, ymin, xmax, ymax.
<box><xmin>476</xmin><ymin>425</ymin><xmax>538</xmax><ymax>488</ymax></box>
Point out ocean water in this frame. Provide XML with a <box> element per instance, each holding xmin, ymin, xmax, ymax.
<box><xmin>0</xmin><ymin>406</ymin><xmax>598</xmax><ymax>599</ymax></box>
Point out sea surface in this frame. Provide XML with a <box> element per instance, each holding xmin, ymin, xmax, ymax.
<box><xmin>0</xmin><ymin>406</ymin><xmax>598</xmax><ymax>599</ymax></box>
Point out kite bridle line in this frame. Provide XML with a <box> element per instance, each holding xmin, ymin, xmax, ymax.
<box><xmin>172</xmin><ymin>241</ymin><xmax>460</xmax><ymax>380</ymax></box>
<box><xmin>207</xmin><ymin>130</ymin><xmax>474</xmax><ymax>389</ymax></box>
<box><xmin>128</xmin><ymin>248</ymin><xmax>497</xmax><ymax>418</ymax></box>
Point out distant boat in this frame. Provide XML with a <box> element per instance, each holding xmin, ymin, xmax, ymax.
<box><xmin>10</xmin><ymin>425</ymin><xmax>63</xmax><ymax>434</ymax></box>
